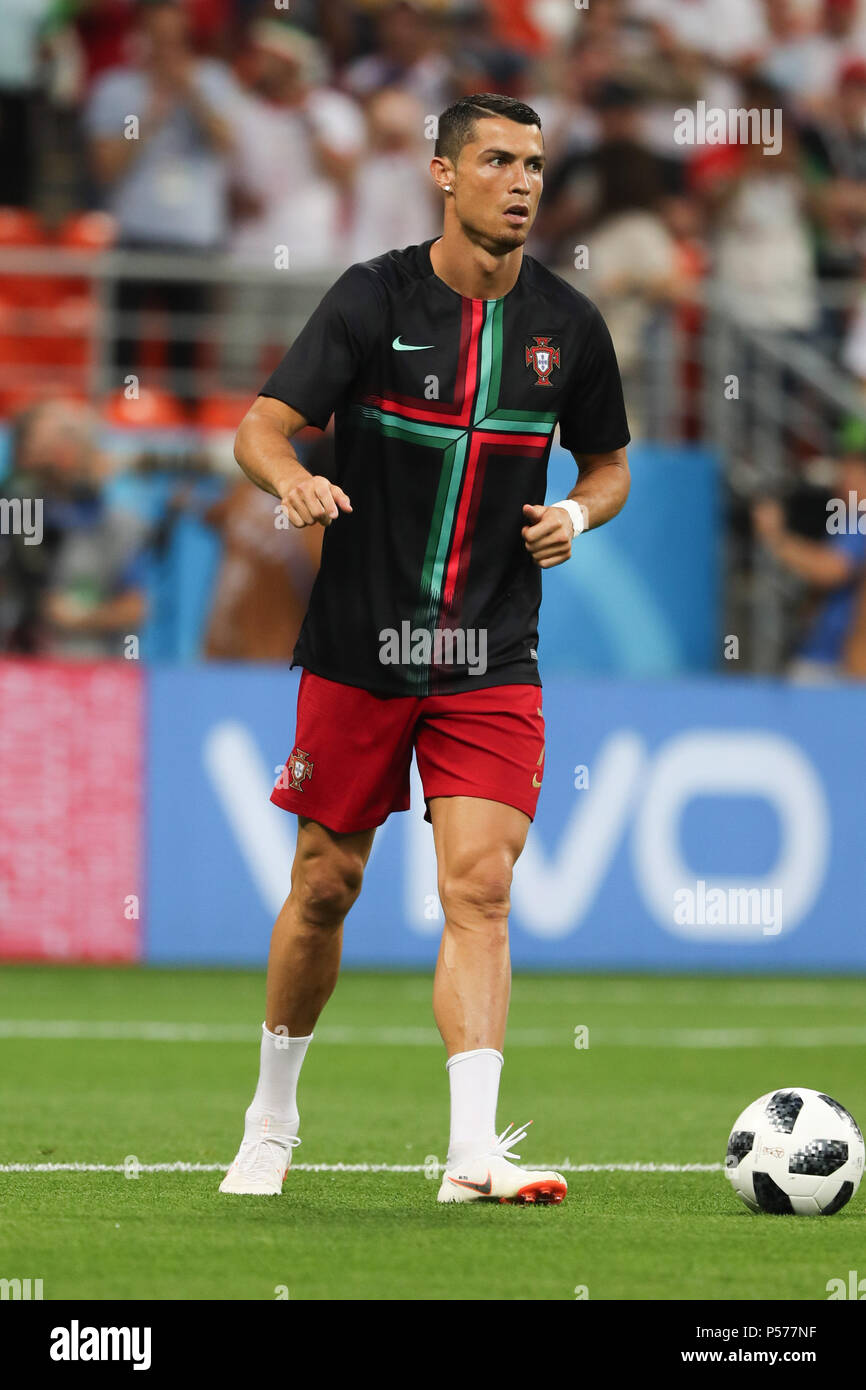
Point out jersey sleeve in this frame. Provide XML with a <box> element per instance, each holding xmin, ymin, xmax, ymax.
<box><xmin>258</xmin><ymin>263</ymin><xmax>383</xmax><ymax>429</ymax></box>
<box><xmin>557</xmin><ymin>300</ymin><xmax>631</xmax><ymax>456</ymax></box>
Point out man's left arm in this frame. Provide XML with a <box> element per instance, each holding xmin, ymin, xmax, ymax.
<box><xmin>522</xmin><ymin>447</ymin><xmax>630</xmax><ymax>569</ymax></box>
<box><xmin>169</xmin><ymin>60</ymin><xmax>236</xmax><ymax>155</ymax></box>
<box><xmin>184</xmin><ymin>78</ymin><xmax>235</xmax><ymax>154</ymax></box>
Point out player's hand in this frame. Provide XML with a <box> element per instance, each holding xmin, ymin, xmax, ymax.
<box><xmin>279</xmin><ymin>474</ymin><xmax>352</xmax><ymax>528</ymax></box>
<box><xmin>521</xmin><ymin>503</ymin><xmax>576</xmax><ymax>569</ymax></box>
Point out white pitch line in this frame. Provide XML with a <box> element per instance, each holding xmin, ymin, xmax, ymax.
<box><xmin>1</xmin><ymin>1019</ymin><xmax>866</xmax><ymax>1048</ymax></box>
<box><xmin>0</xmin><ymin>1161</ymin><xmax>724</xmax><ymax>1175</ymax></box>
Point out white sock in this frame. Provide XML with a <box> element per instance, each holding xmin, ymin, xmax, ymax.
<box><xmin>244</xmin><ymin>1023</ymin><xmax>312</xmax><ymax>1138</ymax></box>
<box><xmin>446</xmin><ymin>1047</ymin><xmax>504</xmax><ymax>1166</ymax></box>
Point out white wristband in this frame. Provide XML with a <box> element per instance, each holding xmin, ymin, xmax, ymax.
<box><xmin>551</xmin><ymin>499</ymin><xmax>586</xmax><ymax>538</ymax></box>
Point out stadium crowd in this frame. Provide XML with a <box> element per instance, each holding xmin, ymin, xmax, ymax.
<box><xmin>3</xmin><ymin>0</ymin><xmax>866</xmax><ymax>672</ymax></box>
<box><xmin>1</xmin><ymin>0</ymin><xmax>865</xmax><ymax>363</ymax></box>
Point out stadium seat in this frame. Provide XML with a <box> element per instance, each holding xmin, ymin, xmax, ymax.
<box><xmin>42</xmin><ymin>295</ymin><xmax>96</xmax><ymax>369</ymax></box>
<box><xmin>57</xmin><ymin>211</ymin><xmax>117</xmax><ymax>252</ymax></box>
<box><xmin>194</xmin><ymin>395</ymin><xmax>253</xmax><ymax>431</ymax></box>
<box><xmin>0</xmin><ymin>293</ymin><xmax>47</xmax><ymax>381</ymax></box>
<box><xmin>0</xmin><ymin>207</ymin><xmax>45</xmax><ymax>246</ymax></box>
<box><xmin>102</xmin><ymin>385</ymin><xmax>188</xmax><ymax>428</ymax></box>
<box><xmin>0</xmin><ymin>209</ymin><xmax>50</xmax><ymax>311</ymax></box>
<box><xmin>0</xmin><ymin>382</ymin><xmax>89</xmax><ymax>417</ymax></box>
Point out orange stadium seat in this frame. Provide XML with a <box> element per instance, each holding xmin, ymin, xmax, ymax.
<box><xmin>194</xmin><ymin>394</ymin><xmax>253</xmax><ymax>431</ymax></box>
<box><xmin>102</xmin><ymin>385</ymin><xmax>188</xmax><ymax>428</ymax></box>
<box><xmin>0</xmin><ymin>384</ymin><xmax>88</xmax><ymax>415</ymax></box>
<box><xmin>0</xmin><ymin>290</ymin><xmax>46</xmax><ymax>414</ymax></box>
<box><xmin>41</xmin><ymin>294</ymin><xmax>96</xmax><ymax>369</ymax></box>
<box><xmin>0</xmin><ymin>207</ymin><xmax>45</xmax><ymax>247</ymax></box>
<box><xmin>0</xmin><ymin>208</ymin><xmax>50</xmax><ymax>311</ymax></box>
<box><xmin>0</xmin><ymin>211</ymin><xmax>105</xmax><ymax>411</ymax></box>
<box><xmin>57</xmin><ymin>211</ymin><xmax>117</xmax><ymax>252</ymax></box>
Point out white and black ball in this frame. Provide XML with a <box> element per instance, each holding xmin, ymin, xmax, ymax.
<box><xmin>725</xmin><ymin>1087</ymin><xmax>864</xmax><ymax>1215</ymax></box>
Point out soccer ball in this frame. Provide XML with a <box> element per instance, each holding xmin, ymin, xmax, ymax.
<box><xmin>725</xmin><ymin>1087</ymin><xmax>865</xmax><ymax>1215</ymax></box>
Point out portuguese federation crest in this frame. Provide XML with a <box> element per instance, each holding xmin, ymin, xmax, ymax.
<box><xmin>525</xmin><ymin>336</ymin><xmax>560</xmax><ymax>386</ymax></box>
<box><xmin>288</xmin><ymin>748</ymin><xmax>314</xmax><ymax>791</ymax></box>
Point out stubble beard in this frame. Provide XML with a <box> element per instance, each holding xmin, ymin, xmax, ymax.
<box><xmin>460</xmin><ymin>211</ymin><xmax>530</xmax><ymax>259</ymax></box>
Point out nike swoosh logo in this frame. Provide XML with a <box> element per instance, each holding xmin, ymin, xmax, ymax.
<box><xmin>532</xmin><ymin>774</ymin><xmax>542</xmax><ymax>788</ymax></box>
<box><xmin>448</xmin><ymin>1172</ymin><xmax>492</xmax><ymax>1195</ymax></box>
<box><xmin>392</xmin><ymin>336</ymin><xmax>434</xmax><ymax>352</ymax></box>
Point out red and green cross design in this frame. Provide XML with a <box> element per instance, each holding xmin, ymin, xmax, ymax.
<box><xmin>357</xmin><ymin>296</ymin><xmax>557</xmax><ymax>667</ymax></box>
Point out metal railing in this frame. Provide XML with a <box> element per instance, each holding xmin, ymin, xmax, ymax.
<box><xmin>701</xmin><ymin>295</ymin><xmax>866</xmax><ymax>672</ymax></box>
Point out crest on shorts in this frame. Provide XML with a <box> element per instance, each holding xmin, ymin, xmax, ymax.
<box><xmin>288</xmin><ymin>747</ymin><xmax>314</xmax><ymax>791</ymax></box>
<box><xmin>525</xmin><ymin>336</ymin><xmax>560</xmax><ymax>386</ymax></box>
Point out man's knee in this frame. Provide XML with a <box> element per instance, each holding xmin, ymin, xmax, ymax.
<box><xmin>439</xmin><ymin>849</ymin><xmax>514</xmax><ymax>926</ymax></box>
<box><xmin>292</xmin><ymin>851</ymin><xmax>365</xmax><ymax>928</ymax></box>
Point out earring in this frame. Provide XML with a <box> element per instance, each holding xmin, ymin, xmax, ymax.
<box><xmin>444</xmin><ymin>184</ymin><xmax>451</xmax><ymax>191</ymax></box>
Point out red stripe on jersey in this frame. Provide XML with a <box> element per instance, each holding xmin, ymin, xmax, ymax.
<box><xmin>362</xmin><ymin>297</ymin><xmax>484</xmax><ymax>427</ymax></box>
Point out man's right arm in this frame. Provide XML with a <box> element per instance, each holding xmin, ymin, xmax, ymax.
<box><xmin>234</xmin><ymin>396</ymin><xmax>352</xmax><ymax>528</ymax></box>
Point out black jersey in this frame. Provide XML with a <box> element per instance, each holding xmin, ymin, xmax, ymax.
<box><xmin>260</xmin><ymin>239</ymin><xmax>630</xmax><ymax>697</ymax></box>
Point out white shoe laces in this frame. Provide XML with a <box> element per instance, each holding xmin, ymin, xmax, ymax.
<box><xmin>237</xmin><ymin>1134</ymin><xmax>301</xmax><ymax>1182</ymax></box>
<box><xmin>491</xmin><ymin>1121</ymin><xmax>532</xmax><ymax>1162</ymax></box>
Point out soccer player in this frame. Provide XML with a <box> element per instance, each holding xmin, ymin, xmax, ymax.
<box><xmin>220</xmin><ymin>93</ymin><xmax>630</xmax><ymax>1203</ymax></box>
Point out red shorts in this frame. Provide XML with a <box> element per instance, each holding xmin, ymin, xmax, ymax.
<box><xmin>270</xmin><ymin>670</ymin><xmax>545</xmax><ymax>833</ymax></box>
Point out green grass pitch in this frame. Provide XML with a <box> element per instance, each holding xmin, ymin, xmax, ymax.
<box><xmin>1</xmin><ymin>966</ymin><xmax>864</xmax><ymax>1301</ymax></box>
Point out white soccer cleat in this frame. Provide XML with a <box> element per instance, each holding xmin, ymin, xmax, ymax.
<box><xmin>437</xmin><ymin>1122</ymin><xmax>567</xmax><ymax>1205</ymax></box>
<box><xmin>219</xmin><ymin>1117</ymin><xmax>301</xmax><ymax>1196</ymax></box>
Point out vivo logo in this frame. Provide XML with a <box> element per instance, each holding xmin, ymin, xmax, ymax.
<box><xmin>203</xmin><ymin>725</ymin><xmax>830</xmax><ymax>945</ymax></box>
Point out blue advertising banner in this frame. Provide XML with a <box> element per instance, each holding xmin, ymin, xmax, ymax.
<box><xmin>540</xmin><ymin>442</ymin><xmax>719</xmax><ymax>675</ymax></box>
<box><xmin>146</xmin><ymin>669</ymin><xmax>866</xmax><ymax>973</ymax></box>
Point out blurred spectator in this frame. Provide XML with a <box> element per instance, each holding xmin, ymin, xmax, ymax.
<box><xmin>0</xmin><ymin>0</ymin><xmax>52</xmax><ymax>207</ymax></box>
<box><xmin>801</xmin><ymin>56</ymin><xmax>866</xmax><ymax>292</ymax></box>
<box><xmin>85</xmin><ymin>1</ymin><xmax>237</xmax><ymax>248</ymax></box>
<box><xmin>69</xmin><ymin>0</ymin><xmax>235</xmax><ymax>84</ymax></box>
<box><xmin>484</xmin><ymin>0</ymin><xmax>570</xmax><ymax>53</ymax></box>
<box><xmin>202</xmin><ymin>479</ymin><xmax>322</xmax><ymax>660</ymax></box>
<box><xmin>222</xmin><ymin>21</ymin><xmax>364</xmax><ymax>387</ymax></box>
<box><xmin>710</xmin><ymin>89</ymin><xmax>817</xmax><ymax>336</ymax></box>
<box><xmin>444</xmin><ymin>4</ymin><xmax>532</xmax><ymax>96</ymax></box>
<box><xmin>343</xmin><ymin>0</ymin><xmax>451</xmax><ymax>110</ymax></box>
<box><xmin>576</xmin><ymin>0</ymin><xmax>629</xmax><ymax>43</ymax></box>
<box><xmin>539</xmin><ymin>81</ymin><xmax>681</xmax><ymax>426</ymax></box>
<box><xmin>752</xmin><ymin>448</ymin><xmax>866</xmax><ymax>680</ymax></box>
<box><xmin>819</xmin><ymin>0</ymin><xmax>866</xmax><ymax>75</ymax></box>
<box><xmin>349</xmin><ymin>87</ymin><xmax>437</xmax><ymax>261</ymax></box>
<box><xmin>310</xmin><ymin>0</ymin><xmax>370</xmax><ymax>72</ymax></box>
<box><xmin>69</xmin><ymin>0</ymin><xmax>138</xmax><ymax>87</ymax></box>
<box><xmin>660</xmin><ymin>190</ymin><xmax>710</xmax><ymax>436</ymax></box>
<box><xmin>229</xmin><ymin>22</ymin><xmax>364</xmax><ymax>270</ymax></box>
<box><xmin>609</xmin><ymin>10</ymin><xmax>706</xmax><ymax>162</ymax></box>
<box><xmin>756</xmin><ymin>0</ymin><xmax>842</xmax><ymax>114</ymax></box>
<box><xmin>0</xmin><ymin>400</ymin><xmax>150</xmax><ymax>658</ymax></box>
<box><xmin>526</xmin><ymin>38</ymin><xmax>606</xmax><ymax>170</ymax></box>
<box><xmin>85</xmin><ymin>0</ymin><xmax>239</xmax><ymax>399</ymax></box>
<box><xmin>624</xmin><ymin>0</ymin><xmax>769</xmax><ymax>67</ymax></box>
<box><xmin>539</xmin><ymin>80</ymin><xmax>669</xmax><ymax>263</ymax></box>
<box><xmin>842</xmin><ymin>246</ymin><xmax>866</xmax><ymax>381</ymax></box>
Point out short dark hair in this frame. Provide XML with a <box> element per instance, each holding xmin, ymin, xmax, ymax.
<box><xmin>435</xmin><ymin>93</ymin><xmax>542</xmax><ymax>164</ymax></box>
